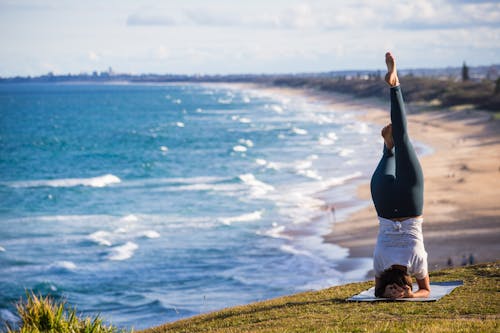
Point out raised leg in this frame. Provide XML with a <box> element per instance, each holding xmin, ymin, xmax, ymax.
<box><xmin>370</xmin><ymin>143</ymin><xmax>396</xmax><ymax>218</ymax></box>
<box><xmin>370</xmin><ymin>52</ymin><xmax>424</xmax><ymax>219</ymax></box>
<box><xmin>390</xmin><ymin>86</ymin><xmax>424</xmax><ymax>217</ymax></box>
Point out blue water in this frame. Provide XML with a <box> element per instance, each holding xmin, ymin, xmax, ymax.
<box><xmin>0</xmin><ymin>82</ymin><xmax>387</xmax><ymax>329</ymax></box>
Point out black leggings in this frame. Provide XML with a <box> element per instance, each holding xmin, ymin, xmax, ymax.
<box><xmin>370</xmin><ymin>86</ymin><xmax>424</xmax><ymax>219</ymax></box>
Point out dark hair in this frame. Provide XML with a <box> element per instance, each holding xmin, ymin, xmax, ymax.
<box><xmin>375</xmin><ymin>266</ymin><xmax>413</xmax><ymax>297</ymax></box>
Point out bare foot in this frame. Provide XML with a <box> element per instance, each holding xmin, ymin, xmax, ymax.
<box><xmin>385</xmin><ymin>52</ymin><xmax>400</xmax><ymax>87</ymax></box>
<box><xmin>382</xmin><ymin>123</ymin><xmax>394</xmax><ymax>150</ymax></box>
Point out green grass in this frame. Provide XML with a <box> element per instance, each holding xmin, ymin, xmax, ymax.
<box><xmin>6</xmin><ymin>292</ymin><xmax>124</xmax><ymax>333</ymax></box>
<box><xmin>141</xmin><ymin>262</ymin><xmax>499</xmax><ymax>333</ymax></box>
<box><xmin>8</xmin><ymin>263</ymin><xmax>499</xmax><ymax>332</ymax></box>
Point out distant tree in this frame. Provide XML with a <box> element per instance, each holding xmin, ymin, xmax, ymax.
<box><xmin>495</xmin><ymin>78</ymin><xmax>500</xmax><ymax>95</ymax></box>
<box><xmin>462</xmin><ymin>61</ymin><xmax>470</xmax><ymax>81</ymax></box>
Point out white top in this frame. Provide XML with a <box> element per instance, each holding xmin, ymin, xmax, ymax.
<box><xmin>373</xmin><ymin>216</ymin><xmax>428</xmax><ymax>280</ymax></box>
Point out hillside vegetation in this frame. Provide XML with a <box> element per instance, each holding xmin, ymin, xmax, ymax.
<box><xmin>141</xmin><ymin>262</ymin><xmax>499</xmax><ymax>333</ymax></box>
<box><xmin>271</xmin><ymin>75</ymin><xmax>500</xmax><ymax>112</ymax></box>
<box><xmin>6</xmin><ymin>263</ymin><xmax>499</xmax><ymax>332</ymax></box>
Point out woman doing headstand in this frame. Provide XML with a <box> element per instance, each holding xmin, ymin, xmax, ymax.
<box><xmin>371</xmin><ymin>52</ymin><xmax>430</xmax><ymax>298</ymax></box>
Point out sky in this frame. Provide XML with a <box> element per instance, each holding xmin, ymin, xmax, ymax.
<box><xmin>0</xmin><ymin>0</ymin><xmax>499</xmax><ymax>77</ymax></box>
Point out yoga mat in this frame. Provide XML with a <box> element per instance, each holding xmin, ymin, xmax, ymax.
<box><xmin>347</xmin><ymin>280</ymin><xmax>463</xmax><ymax>302</ymax></box>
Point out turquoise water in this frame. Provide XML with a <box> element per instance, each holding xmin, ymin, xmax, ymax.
<box><xmin>0</xmin><ymin>82</ymin><xmax>385</xmax><ymax>329</ymax></box>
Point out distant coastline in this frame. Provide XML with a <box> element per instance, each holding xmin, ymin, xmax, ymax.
<box><xmin>2</xmin><ymin>64</ymin><xmax>499</xmax><ymax>112</ymax></box>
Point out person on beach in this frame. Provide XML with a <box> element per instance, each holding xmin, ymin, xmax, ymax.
<box><xmin>371</xmin><ymin>52</ymin><xmax>431</xmax><ymax>298</ymax></box>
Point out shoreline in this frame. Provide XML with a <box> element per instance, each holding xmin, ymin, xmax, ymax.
<box><xmin>324</xmin><ymin>91</ymin><xmax>500</xmax><ymax>271</ymax></box>
<box><xmin>229</xmin><ymin>82</ymin><xmax>500</xmax><ymax>274</ymax></box>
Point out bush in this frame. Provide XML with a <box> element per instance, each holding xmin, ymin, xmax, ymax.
<box><xmin>6</xmin><ymin>292</ymin><xmax>125</xmax><ymax>333</ymax></box>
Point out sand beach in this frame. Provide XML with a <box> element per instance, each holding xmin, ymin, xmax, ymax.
<box><xmin>246</xmin><ymin>83</ymin><xmax>500</xmax><ymax>274</ymax></box>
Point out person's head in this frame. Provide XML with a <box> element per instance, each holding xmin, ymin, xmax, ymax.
<box><xmin>375</xmin><ymin>266</ymin><xmax>413</xmax><ymax>297</ymax></box>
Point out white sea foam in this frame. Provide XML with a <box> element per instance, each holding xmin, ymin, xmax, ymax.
<box><xmin>0</xmin><ymin>246</ymin><xmax>5</xmax><ymax>252</ymax></box>
<box><xmin>318</xmin><ymin>132</ymin><xmax>338</xmax><ymax>146</ymax></box>
<box><xmin>242</xmin><ymin>96</ymin><xmax>251</xmax><ymax>103</ymax></box>
<box><xmin>141</xmin><ymin>230</ymin><xmax>160</xmax><ymax>239</ymax></box>
<box><xmin>324</xmin><ymin>171</ymin><xmax>363</xmax><ymax>187</ymax></box>
<box><xmin>343</xmin><ymin>122</ymin><xmax>370</xmax><ymax>134</ymax></box>
<box><xmin>145</xmin><ymin>179</ymin><xmax>243</xmax><ymax>194</ymax></box>
<box><xmin>273</xmin><ymin>190</ymin><xmax>326</xmax><ymax>225</ymax></box>
<box><xmin>294</xmin><ymin>160</ymin><xmax>312</xmax><ymax>170</ymax></box>
<box><xmin>327</xmin><ymin>132</ymin><xmax>338</xmax><ymax>140</ymax></box>
<box><xmin>318</xmin><ymin>137</ymin><xmax>334</xmax><ymax>146</ymax></box>
<box><xmin>266</xmin><ymin>162</ymin><xmax>281</xmax><ymax>170</ymax></box>
<box><xmin>239</xmin><ymin>174</ymin><xmax>275</xmax><ymax>197</ymax></box>
<box><xmin>239</xmin><ymin>117</ymin><xmax>252</xmax><ymax>123</ymax></box>
<box><xmin>88</xmin><ymin>230</ymin><xmax>113</xmax><ymax>246</ymax></box>
<box><xmin>160</xmin><ymin>146</ymin><xmax>169</xmax><ymax>152</ymax></box>
<box><xmin>297</xmin><ymin>169</ymin><xmax>322</xmax><ymax>180</ymax></box>
<box><xmin>255</xmin><ymin>158</ymin><xmax>267</xmax><ymax>166</ymax></box>
<box><xmin>217</xmin><ymin>97</ymin><xmax>233</xmax><ymax>104</ymax></box>
<box><xmin>195</xmin><ymin>108</ymin><xmax>203</xmax><ymax>113</ymax></box>
<box><xmin>115</xmin><ymin>226</ymin><xmax>129</xmax><ymax>233</ymax></box>
<box><xmin>139</xmin><ymin>176</ymin><xmax>226</xmax><ymax>185</ymax></box>
<box><xmin>219</xmin><ymin>210</ymin><xmax>263</xmax><ymax>225</ymax></box>
<box><xmin>233</xmin><ymin>145</ymin><xmax>247</xmax><ymax>152</ymax></box>
<box><xmin>173</xmin><ymin>183</ymin><xmax>242</xmax><ymax>192</ymax></box>
<box><xmin>5</xmin><ymin>174</ymin><xmax>121</xmax><ymax>188</ymax></box>
<box><xmin>280</xmin><ymin>245</ymin><xmax>313</xmax><ymax>257</ymax></box>
<box><xmin>107</xmin><ymin>241</ymin><xmax>139</xmax><ymax>261</ymax></box>
<box><xmin>292</xmin><ymin>127</ymin><xmax>307</xmax><ymax>135</ymax></box>
<box><xmin>176</xmin><ymin>122</ymin><xmax>185</xmax><ymax>128</ymax></box>
<box><xmin>253</xmin><ymin>159</ymin><xmax>286</xmax><ymax>171</ymax></box>
<box><xmin>172</xmin><ymin>99</ymin><xmax>182</xmax><ymax>104</ymax></box>
<box><xmin>314</xmin><ymin>114</ymin><xmax>334</xmax><ymax>124</ymax></box>
<box><xmin>121</xmin><ymin>214</ymin><xmax>139</xmax><ymax>223</ymax></box>
<box><xmin>269</xmin><ymin>104</ymin><xmax>284</xmax><ymax>113</ymax></box>
<box><xmin>338</xmin><ymin>148</ymin><xmax>354</xmax><ymax>157</ymax></box>
<box><xmin>51</xmin><ymin>261</ymin><xmax>77</xmax><ymax>271</ymax></box>
<box><xmin>30</xmin><ymin>214</ymin><xmax>109</xmax><ymax>223</ymax></box>
<box><xmin>256</xmin><ymin>223</ymin><xmax>291</xmax><ymax>240</ymax></box>
<box><xmin>238</xmin><ymin>139</ymin><xmax>254</xmax><ymax>147</ymax></box>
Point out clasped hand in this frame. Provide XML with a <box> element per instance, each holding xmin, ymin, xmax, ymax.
<box><xmin>383</xmin><ymin>283</ymin><xmax>413</xmax><ymax>298</ymax></box>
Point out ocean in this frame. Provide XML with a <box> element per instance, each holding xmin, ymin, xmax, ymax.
<box><xmin>1</xmin><ymin>82</ymin><xmax>393</xmax><ymax>329</ymax></box>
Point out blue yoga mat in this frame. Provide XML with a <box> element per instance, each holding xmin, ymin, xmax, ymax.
<box><xmin>347</xmin><ymin>281</ymin><xmax>464</xmax><ymax>302</ymax></box>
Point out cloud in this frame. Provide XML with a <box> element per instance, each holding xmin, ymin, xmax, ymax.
<box><xmin>0</xmin><ymin>0</ymin><xmax>54</xmax><ymax>11</ymax></box>
<box><xmin>88</xmin><ymin>51</ymin><xmax>100</xmax><ymax>62</ymax></box>
<box><xmin>125</xmin><ymin>4</ymin><xmax>352</xmax><ymax>30</ymax></box>
<box><xmin>126</xmin><ymin>13</ymin><xmax>178</xmax><ymax>26</ymax></box>
<box><xmin>388</xmin><ymin>0</ymin><xmax>500</xmax><ymax>30</ymax></box>
<box><xmin>125</xmin><ymin>1</ymin><xmax>500</xmax><ymax>32</ymax></box>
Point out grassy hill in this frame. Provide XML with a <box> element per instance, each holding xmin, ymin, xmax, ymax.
<box><xmin>141</xmin><ymin>262</ymin><xmax>499</xmax><ymax>333</ymax></box>
<box><xmin>8</xmin><ymin>263</ymin><xmax>499</xmax><ymax>332</ymax></box>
